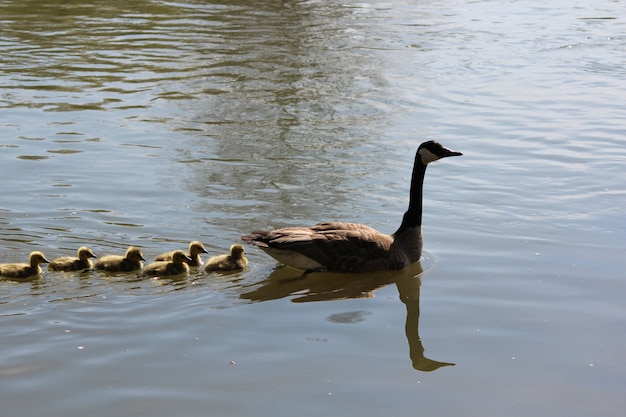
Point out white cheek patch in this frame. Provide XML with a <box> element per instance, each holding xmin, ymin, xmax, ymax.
<box><xmin>418</xmin><ymin>148</ymin><xmax>440</xmax><ymax>164</ymax></box>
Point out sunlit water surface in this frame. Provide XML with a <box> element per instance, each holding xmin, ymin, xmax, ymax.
<box><xmin>1</xmin><ymin>1</ymin><xmax>625</xmax><ymax>416</ymax></box>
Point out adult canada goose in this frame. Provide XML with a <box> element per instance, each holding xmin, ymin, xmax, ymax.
<box><xmin>48</xmin><ymin>246</ymin><xmax>97</xmax><ymax>271</ymax></box>
<box><xmin>204</xmin><ymin>244</ymin><xmax>248</xmax><ymax>272</ymax></box>
<box><xmin>143</xmin><ymin>250</ymin><xmax>192</xmax><ymax>277</ymax></box>
<box><xmin>241</xmin><ymin>141</ymin><xmax>462</xmax><ymax>273</ymax></box>
<box><xmin>0</xmin><ymin>251</ymin><xmax>49</xmax><ymax>279</ymax></box>
<box><xmin>93</xmin><ymin>246</ymin><xmax>145</xmax><ymax>272</ymax></box>
<box><xmin>154</xmin><ymin>241</ymin><xmax>208</xmax><ymax>267</ymax></box>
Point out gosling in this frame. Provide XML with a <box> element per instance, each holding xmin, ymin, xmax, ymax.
<box><xmin>205</xmin><ymin>244</ymin><xmax>248</xmax><ymax>272</ymax></box>
<box><xmin>143</xmin><ymin>250</ymin><xmax>192</xmax><ymax>277</ymax></box>
<box><xmin>93</xmin><ymin>246</ymin><xmax>145</xmax><ymax>272</ymax></box>
<box><xmin>154</xmin><ymin>241</ymin><xmax>208</xmax><ymax>267</ymax></box>
<box><xmin>48</xmin><ymin>246</ymin><xmax>97</xmax><ymax>271</ymax></box>
<box><xmin>0</xmin><ymin>251</ymin><xmax>49</xmax><ymax>279</ymax></box>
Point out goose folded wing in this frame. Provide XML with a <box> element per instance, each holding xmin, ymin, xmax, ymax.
<box><xmin>246</xmin><ymin>222</ymin><xmax>394</xmax><ymax>271</ymax></box>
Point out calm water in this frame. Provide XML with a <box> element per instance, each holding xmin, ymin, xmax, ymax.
<box><xmin>1</xmin><ymin>0</ymin><xmax>625</xmax><ymax>416</ymax></box>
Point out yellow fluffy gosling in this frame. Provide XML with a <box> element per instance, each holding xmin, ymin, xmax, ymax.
<box><xmin>0</xmin><ymin>251</ymin><xmax>49</xmax><ymax>279</ymax></box>
<box><xmin>143</xmin><ymin>250</ymin><xmax>192</xmax><ymax>277</ymax></box>
<box><xmin>93</xmin><ymin>246</ymin><xmax>145</xmax><ymax>272</ymax></box>
<box><xmin>48</xmin><ymin>246</ymin><xmax>97</xmax><ymax>271</ymax></box>
<box><xmin>205</xmin><ymin>244</ymin><xmax>248</xmax><ymax>272</ymax></box>
<box><xmin>154</xmin><ymin>241</ymin><xmax>208</xmax><ymax>267</ymax></box>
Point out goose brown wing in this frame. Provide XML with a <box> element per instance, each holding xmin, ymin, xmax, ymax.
<box><xmin>243</xmin><ymin>222</ymin><xmax>394</xmax><ymax>271</ymax></box>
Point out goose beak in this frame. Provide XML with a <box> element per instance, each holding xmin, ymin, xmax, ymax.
<box><xmin>442</xmin><ymin>148</ymin><xmax>462</xmax><ymax>158</ymax></box>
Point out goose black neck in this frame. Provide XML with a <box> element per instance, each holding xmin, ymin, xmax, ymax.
<box><xmin>395</xmin><ymin>154</ymin><xmax>427</xmax><ymax>234</ymax></box>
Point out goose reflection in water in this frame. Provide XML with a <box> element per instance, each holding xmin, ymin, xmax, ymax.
<box><xmin>239</xmin><ymin>262</ymin><xmax>454</xmax><ymax>372</ymax></box>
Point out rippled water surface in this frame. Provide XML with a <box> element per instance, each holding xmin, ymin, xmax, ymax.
<box><xmin>1</xmin><ymin>1</ymin><xmax>625</xmax><ymax>416</ymax></box>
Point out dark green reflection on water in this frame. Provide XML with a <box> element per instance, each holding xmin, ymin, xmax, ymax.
<box><xmin>1</xmin><ymin>0</ymin><xmax>395</xmax><ymax>231</ymax></box>
<box><xmin>240</xmin><ymin>262</ymin><xmax>455</xmax><ymax>372</ymax></box>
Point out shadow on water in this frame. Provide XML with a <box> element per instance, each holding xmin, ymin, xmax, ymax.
<box><xmin>240</xmin><ymin>261</ymin><xmax>455</xmax><ymax>372</ymax></box>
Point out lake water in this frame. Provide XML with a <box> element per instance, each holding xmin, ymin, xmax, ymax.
<box><xmin>1</xmin><ymin>0</ymin><xmax>625</xmax><ymax>416</ymax></box>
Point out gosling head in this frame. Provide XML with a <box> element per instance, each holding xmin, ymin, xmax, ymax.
<box><xmin>77</xmin><ymin>246</ymin><xmax>97</xmax><ymax>260</ymax></box>
<box><xmin>418</xmin><ymin>140</ymin><xmax>463</xmax><ymax>165</ymax></box>
<box><xmin>230</xmin><ymin>244</ymin><xmax>246</xmax><ymax>259</ymax></box>
<box><xmin>189</xmin><ymin>241</ymin><xmax>208</xmax><ymax>256</ymax></box>
<box><xmin>30</xmin><ymin>251</ymin><xmax>49</xmax><ymax>266</ymax></box>
<box><xmin>125</xmin><ymin>246</ymin><xmax>145</xmax><ymax>262</ymax></box>
<box><xmin>172</xmin><ymin>250</ymin><xmax>193</xmax><ymax>264</ymax></box>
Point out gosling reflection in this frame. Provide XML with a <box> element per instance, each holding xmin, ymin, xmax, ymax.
<box><xmin>240</xmin><ymin>262</ymin><xmax>454</xmax><ymax>371</ymax></box>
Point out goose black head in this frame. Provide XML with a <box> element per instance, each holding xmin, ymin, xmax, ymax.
<box><xmin>418</xmin><ymin>140</ymin><xmax>463</xmax><ymax>165</ymax></box>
